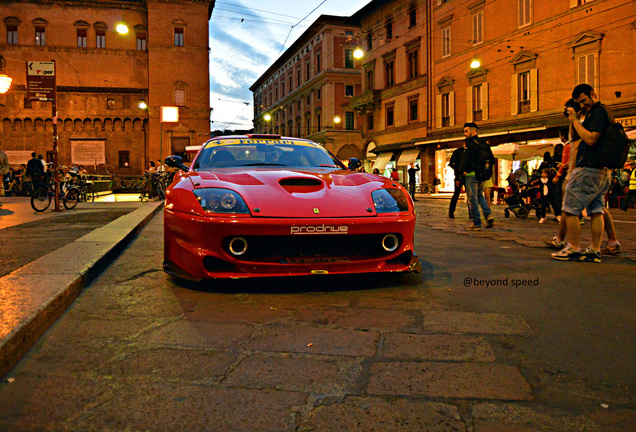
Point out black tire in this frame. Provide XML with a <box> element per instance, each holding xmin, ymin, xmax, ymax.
<box><xmin>31</xmin><ymin>187</ymin><xmax>51</xmax><ymax>212</ymax></box>
<box><xmin>504</xmin><ymin>209</ymin><xmax>510</xmax><ymax>218</ymax></box>
<box><xmin>83</xmin><ymin>185</ymin><xmax>95</xmax><ymax>202</ymax></box>
<box><xmin>63</xmin><ymin>187</ymin><xmax>80</xmax><ymax>210</ymax></box>
<box><xmin>518</xmin><ymin>206</ymin><xmax>529</xmax><ymax>219</ymax></box>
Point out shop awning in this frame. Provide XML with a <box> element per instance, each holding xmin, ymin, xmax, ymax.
<box><xmin>396</xmin><ymin>149</ymin><xmax>421</xmax><ymax>166</ymax></box>
<box><xmin>491</xmin><ymin>142</ymin><xmax>555</xmax><ymax>161</ymax></box>
<box><xmin>626</xmin><ymin>128</ymin><xmax>636</xmax><ymax>139</ymax></box>
<box><xmin>415</xmin><ymin>136</ymin><xmax>463</xmax><ymax>146</ymax></box>
<box><xmin>415</xmin><ymin>126</ymin><xmax>549</xmax><ymax>147</ymax></box>
<box><xmin>372</xmin><ymin>152</ymin><xmax>393</xmax><ymax>171</ymax></box>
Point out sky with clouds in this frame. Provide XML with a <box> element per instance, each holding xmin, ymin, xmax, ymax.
<box><xmin>209</xmin><ymin>0</ymin><xmax>370</xmax><ymax>132</ymax></box>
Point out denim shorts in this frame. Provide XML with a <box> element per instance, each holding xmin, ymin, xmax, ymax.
<box><xmin>562</xmin><ymin>167</ymin><xmax>610</xmax><ymax>216</ymax></box>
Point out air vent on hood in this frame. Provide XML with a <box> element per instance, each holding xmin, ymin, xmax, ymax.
<box><xmin>279</xmin><ymin>177</ymin><xmax>324</xmax><ymax>194</ymax></box>
<box><xmin>279</xmin><ymin>178</ymin><xmax>323</xmax><ymax>187</ymax></box>
<box><xmin>216</xmin><ymin>173</ymin><xmax>264</xmax><ymax>185</ymax></box>
<box><xmin>331</xmin><ymin>173</ymin><xmax>373</xmax><ymax>186</ymax></box>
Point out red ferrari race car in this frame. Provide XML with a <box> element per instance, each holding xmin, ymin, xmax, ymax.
<box><xmin>163</xmin><ymin>134</ymin><xmax>422</xmax><ymax>282</ymax></box>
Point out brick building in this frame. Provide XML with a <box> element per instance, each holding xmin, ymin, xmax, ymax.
<box><xmin>348</xmin><ymin>0</ymin><xmax>428</xmax><ymax>183</ymax></box>
<box><xmin>424</xmin><ymin>0</ymin><xmax>636</xmax><ymax>191</ymax></box>
<box><xmin>0</xmin><ymin>0</ymin><xmax>214</xmax><ymax>174</ymax></box>
<box><xmin>348</xmin><ymin>0</ymin><xmax>636</xmax><ymax>189</ymax></box>
<box><xmin>250</xmin><ymin>15</ymin><xmax>367</xmax><ymax>164</ymax></box>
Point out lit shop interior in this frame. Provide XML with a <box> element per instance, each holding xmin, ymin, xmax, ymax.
<box><xmin>435</xmin><ymin>139</ymin><xmax>562</xmax><ymax>193</ymax></box>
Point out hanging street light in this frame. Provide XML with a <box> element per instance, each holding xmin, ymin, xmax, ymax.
<box><xmin>353</xmin><ymin>48</ymin><xmax>364</xmax><ymax>59</ymax></box>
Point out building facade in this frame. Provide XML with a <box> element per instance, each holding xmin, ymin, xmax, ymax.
<box><xmin>425</xmin><ymin>0</ymin><xmax>636</xmax><ymax>192</ymax></box>
<box><xmin>348</xmin><ymin>0</ymin><xmax>428</xmax><ymax>183</ymax></box>
<box><xmin>0</xmin><ymin>0</ymin><xmax>214</xmax><ymax>174</ymax></box>
<box><xmin>250</xmin><ymin>15</ymin><xmax>367</xmax><ymax>164</ymax></box>
<box><xmin>348</xmin><ymin>0</ymin><xmax>636</xmax><ymax>189</ymax></box>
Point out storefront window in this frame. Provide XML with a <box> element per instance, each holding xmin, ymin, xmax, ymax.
<box><xmin>436</xmin><ymin>149</ymin><xmax>455</xmax><ymax>192</ymax></box>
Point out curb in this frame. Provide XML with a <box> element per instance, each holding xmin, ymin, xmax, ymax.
<box><xmin>0</xmin><ymin>201</ymin><xmax>164</xmax><ymax>379</ymax></box>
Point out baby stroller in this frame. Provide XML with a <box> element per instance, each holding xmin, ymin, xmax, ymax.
<box><xmin>503</xmin><ymin>169</ymin><xmax>541</xmax><ymax>218</ymax></box>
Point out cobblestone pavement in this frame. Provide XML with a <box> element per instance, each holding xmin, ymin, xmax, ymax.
<box><xmin>417</xmin><ymin>197</ymin><xmax>636</xmax><ymax>262</ymax></box>
<box><xmin>0</xmin><ymin>196</ymin><xmax>633</xmax><ymax>431</ymax></box>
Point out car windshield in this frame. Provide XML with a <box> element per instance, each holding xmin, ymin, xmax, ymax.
<box><xmin>193</xmin><ymin>138</ymin><xmax>344</xmax><ymax>170</ymax></box>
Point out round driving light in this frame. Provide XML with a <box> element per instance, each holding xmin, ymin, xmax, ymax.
<box><xmin>228</xmin><ymin>237</ymin><xmax>248</xmax><ymax>256</ymax></box>
<box><xmin>382</xmin><ymin>234</ymin><xmax>399</xmax><ymax>252</ymax></box>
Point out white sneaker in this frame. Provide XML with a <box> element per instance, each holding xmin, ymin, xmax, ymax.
<box><xmin>539</xmin><ymin>218</ymin><xmax>546</xmax><ymax>223</ymax></box>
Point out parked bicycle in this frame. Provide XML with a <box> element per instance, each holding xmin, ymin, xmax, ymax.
<box><xmin>75</xmin><ymin>173</ymin><xmax>96</xmax><ymax>202</ymax></box>
<box><xmin>31</xmin><ymin>168</ymin><xmax>81</xmax><ymax>212</ymax></box>
<box><xmin>139</xmin><ymin>172</ymin><xmax>170</xmax><ymax>201</ymax></box>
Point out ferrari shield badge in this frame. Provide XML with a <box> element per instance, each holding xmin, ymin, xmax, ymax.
<box><xmin>313</xmin><ymin>208</ymin><xmax>320</xmax><ymax>214</ymax></box>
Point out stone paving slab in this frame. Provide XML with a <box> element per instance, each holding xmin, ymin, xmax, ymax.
<box><xmin>0</xmin><ymin>375</ymin><xmax>306</xmax><ymax>432</ymax></box>
<box><xmin>367</xmin><ymin>362</ymin><xmax>533</xmax><ymax>400</ymax></box>
<box><xmin>292</xmin><ymin>306</ymin><xmax>414</xmax><ymax>330</ymax></box>
<box><xmin>139</xmin><ymin>320</ymin><xmax>256</xmax><ymax>349</ymax></box>
<box><xmin>382</xmin><ymin>333</ymin><xmax>496</xmax><ymax>362</ymax></box>
<box><xmin>302</xmin><ymin>396</ymin><xmax>465</xmax><ymax>432</ymax></box>
<box><xmin>245</xmin><ymin>324</ymin><xmax>379</xmax><ymax>357</ymax></box>
<box><xmin>102</xmin><ymin>347</ymin><xmax>239</xmax><ymax>384</ymax></box>
<box><xmin>185</xmin><ymin>302</ymin><xmax>293</xmax><ymax>324</ymax></box>
<box><xmin>470</xmin><ymin>402</ymin><xmax>600</xmax><ymax>432</ymax></box>
<box><xmin>420</xmin><ymin>311</ymin><xmax>533</xmax><ymax>335</ymax></box>
<box><xmin>223</xmin><ymin>353</ymin><xmax>361</xmax><ymax>395</ymax></box>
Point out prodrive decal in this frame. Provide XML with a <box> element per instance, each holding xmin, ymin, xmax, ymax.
<box><xmin>290</xmin><ymin>225</ymin><xmax>349</xmax><ymax>235</ymax></box>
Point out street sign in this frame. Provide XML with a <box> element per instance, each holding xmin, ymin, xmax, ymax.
<box><xmin>26</xmin><ymin>61</ymin><xmax>55</xmax><ymax>101</ymax></box>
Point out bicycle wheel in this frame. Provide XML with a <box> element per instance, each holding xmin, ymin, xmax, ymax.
<box><xmin>83</xmin><ymin>185</ymin><xmax>95</xmax><ymax>202</ymax></box>
<box><xmin>31</xmin><ymin>187</ymin><xmax>51</xmax><ymax>212</ymax></box>
<box><xmin>63</xmin><ymin>187</ymin><xmax>80</xmax><ymax>210</ymax></box>
<box><xmin>139</xmin><ymin>183</ymin><xmax>148</xmax><ymax>201</ymax></box>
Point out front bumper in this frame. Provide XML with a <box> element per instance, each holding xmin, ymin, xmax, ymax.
<box><xmin>164</xmin><ymin>208</ymin><xmax>420</xmax><ymax>281</ymax></box>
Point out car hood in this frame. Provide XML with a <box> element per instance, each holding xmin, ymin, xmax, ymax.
<box><xmin>183</xmin><ymin>168</ymin><xmax>400</xmax><ymax>217</ymax></box>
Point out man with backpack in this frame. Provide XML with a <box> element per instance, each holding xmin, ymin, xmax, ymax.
<box><xmin>552</xmin><ymin>84</ymin><xmax>613</xmax><ymax>263</ymax></box>
<box><xmin>459</xmin><ymin>122</ymin><xmax>495</xmax><ymax>231</ymax></box>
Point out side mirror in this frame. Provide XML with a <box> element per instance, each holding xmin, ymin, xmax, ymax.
<box><xmin>164</xmin><ymin>156</ymin><xmax>189</xmax><ymax>172</ymax></box>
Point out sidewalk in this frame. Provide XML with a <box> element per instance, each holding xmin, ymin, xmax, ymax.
<box><xmin>415</xmin><ymin>193</ymin><xmax>636</xmax><ymax>261</ymax></box>
<box><xmin>0</xmin><ymin>196</ymin><xmax>163</xmax><ymax>378</ymax></box>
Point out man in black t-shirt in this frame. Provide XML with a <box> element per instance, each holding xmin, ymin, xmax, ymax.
<box><xmin>552</xmin><ymin>84</ymin><xmax>611</xmax><ymax>263</ymax></box>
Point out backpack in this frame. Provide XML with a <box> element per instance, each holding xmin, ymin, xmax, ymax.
<box><xmin>474</xmin><ymin>139</ymin><xmax>495</xmax><ymax>182</ymax></box>
<box><xmin>599</xmin><ymin>104</ymin><xmax>631</xmax><ymax>169</ymax></box>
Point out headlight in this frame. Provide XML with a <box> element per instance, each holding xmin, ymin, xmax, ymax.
<box><xmin>372</xmin><ymin>189</ymin><xmax>410</xmax><ymax>213</ymax></box>
<box><xmin>193</xmin><ymin>188</ymin><xmax>249</xmax><ymax>214</ymax></box>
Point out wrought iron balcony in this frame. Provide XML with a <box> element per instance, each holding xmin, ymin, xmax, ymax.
<box><xmin>350</xmin><ymin>90</ymin><xmax>382</xmax><ymax>114</ymax></box>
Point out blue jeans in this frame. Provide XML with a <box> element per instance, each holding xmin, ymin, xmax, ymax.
<box><xmin>465</xmin><ymin>174</ymin><xmax>491</xmax><ymax>227</ymax></box>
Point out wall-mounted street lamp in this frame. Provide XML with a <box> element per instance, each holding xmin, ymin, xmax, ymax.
<box><xmin>160</xmin><ymin>106</ymin><xmax>179</xmax><ymax>161</ymax></box>
<box><xmin>263</xmin><ymin>113</ymin><xmax>272</xmax><ymax>122</ymax></box>
<box><xmin>333</xmin><ymin>115</ymin><xmax>341</xmax><ymax>124</ymax></box>
<box><xmin>116</xmin><ymin>20</ymin><xmax>129</xmax><ymax>35</ymax></box>
<box><xmin>0</xmin><ymin>55</ymin><xmax>12</xmax><ymax>94</ymax></box>
<box><xmin>470</xmin><ymin>59</ymin><xmax>481</xmax><ymax>69</ymax></box>
<box><xmin>353</xmin><ymin>48</ymin><xmax>364</xmax><ymax>59</ymax></box>
<box><xmin>138</xmin><ymin>100</ymin><xmax>148</xmax><ymax>109</ymax></box>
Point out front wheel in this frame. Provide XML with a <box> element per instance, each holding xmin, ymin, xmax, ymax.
<box><xmin>31</xmin><ymin>187</ymin><xmax>51</xmax><ymax>212</ymax></box>
<box><xmin>83</xmin><ymin>185</ymin><xmax>95</xmax><ymax>202</ymax></box>
<box><xmin>63</xmin><ymin>187</ymin><xmax>80</xmax><ymax>210</ymax></box>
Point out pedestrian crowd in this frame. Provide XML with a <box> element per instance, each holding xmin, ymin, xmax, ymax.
<box><xmin>446</xmin><ymin>83</ymin><xmax>633</xmax><ymax>263</ymax></box>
